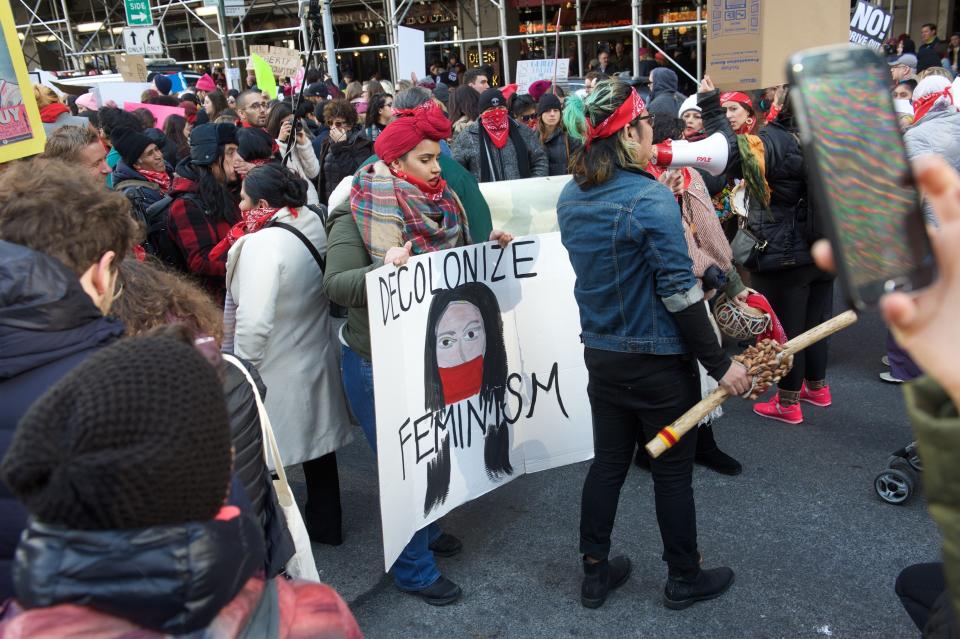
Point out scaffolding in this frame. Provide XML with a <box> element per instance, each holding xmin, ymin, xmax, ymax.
<box><xmin>15</xmin><ymin>0</ymin><xmax>719</xmax><ymax>85</ymax></box>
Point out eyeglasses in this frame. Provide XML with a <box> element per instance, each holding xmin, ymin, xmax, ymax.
<box><xmin>520</xmin><ymin>114</ymin><xmax>537</xmax><ymax>122</ymax></box>
<box><xmin>247</xmin><ymin>102</ymin><xmax>268</xmax><ymax>111</ymax></box>
<box><xmin>111</xmin><ymin>281</ymin><xmax>124</xmax><ymax>302</ymax></box>
<box><xmin>636</xmin><ymin>113</ymin><xmax>656</xmax><ymax>126</ymax></box>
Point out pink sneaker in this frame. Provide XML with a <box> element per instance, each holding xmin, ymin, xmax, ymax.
<box><xmin>753</xmin><ymin>395</ymin><xmax>803</xmax><ymax>425</ymax></box>
<box><xmin>799</xmin><ymin>383</ymin><xmax>832</xmax><ymax>407</ymax></box>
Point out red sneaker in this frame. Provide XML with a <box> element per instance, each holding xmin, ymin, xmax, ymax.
<box><xmin>753</xmin><ymin>395</ymin><xmax>803</xmax><ymax>425</ymax></box>
<box><xmin>799</xmin><ymin>383</ymin><xmax>832</xmax><ymax>407</ymax></box>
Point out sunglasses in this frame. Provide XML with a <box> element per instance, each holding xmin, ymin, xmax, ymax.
<box><xmin>520</xmin><ymin>114</ymin><xmax>537</xmax><ymax>122</ymax></box>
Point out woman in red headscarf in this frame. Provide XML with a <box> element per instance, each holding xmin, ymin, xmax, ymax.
<box><xmin>322</xmin><ymin>101</ymin><xmax>512</xmax><ymax>608</ymax></box>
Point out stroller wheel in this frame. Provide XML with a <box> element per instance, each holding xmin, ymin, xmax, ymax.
<box><xmin>875</xmin><ymin>468</ymin><xmax>914</xmax><ymax>505</ymax></box>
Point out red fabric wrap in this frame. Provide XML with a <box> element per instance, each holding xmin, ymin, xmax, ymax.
<box><xmin>746</xmin><ymin>292</ymin><xmax>788</xmax><ymax>344</ymax></box>
<box><xmin>584</xmin><ymin>88</ymin><xmax>646</xmax><ymax>149</ymax></box>
<box><xmin>480</xmin><ymin>107</ymin><xmax>510</xmax><ymax>148</ymax></box>
<box><xmin>39</xmin><ymin>103</ymin><xmax>69</xmax><ymax>123</ymax></box>
<box><xmin>374</xmin><ymin>102</ymin><xmax>451</xmax><ymax>164</ymax></box>
<box><xmin>208</xmin><ymin>205</ymin><xmax>297</xmax><ymax>261</ymax></box>
<box><xmin>439</xmin><ymin>356</ymin><xmax>484</xmax><ymax>405</ymax></box>
<box><xmin>720</xmin><ymin>91</ymin><xmax>754</xmax><ymax>109</ymax></box>
<box><xmin>912</xmin><ymin>87</ymin><xmax>954</xmax><ymax>122</ymax></box>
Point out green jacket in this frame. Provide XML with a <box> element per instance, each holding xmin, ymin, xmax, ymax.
<box><xmin>323</xmin><ymin>200</ymin><xmax>378</xmax><ymax>361</ymax></box>
<box><xmin>359</xmin><ymin>153</ymin><xmax>493</xmax><ymax>242</ymax></box>
<box><xmin>905</xmin><ymin>377</ymin><xmax>960</xmax><ymax>621</ymax></box>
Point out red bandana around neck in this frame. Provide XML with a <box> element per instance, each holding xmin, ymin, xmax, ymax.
<box><xmin>39</xmin><ymin>102</ymin><xmax>69</xmax><ymax>123</ymax></box>
<box><xmin>209</xmin><ymin>205</ymin><xmax>297</xmax><ymax>261</ymax></box>
<box><xmin>439</xmin><ymin>356</ymin><xmax>484</xmax><ymax>405</ymax></box>
<box><xmin>138</xmin><ymin>168</ymin><xmax>171</xmax><ymax>192</ymax></box>
<box><xmin>584</xmin><ymin>88</ymin><xmax>646</xmax><ymax>149</ymax></box>
<box><xmin>390</xmin><ymin>166</ymin><xmax>448</xmax><ymax>201</ymax></box>
<box><xmin>480</xmin><ymin>107</ymin><xmax>510</xmax><ymax>149</ymax></box>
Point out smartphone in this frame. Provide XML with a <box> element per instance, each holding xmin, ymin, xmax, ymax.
<box><xmin>788</xmin><ymin>45</ymin><xmax>935</xmax><ymax>309</ymax></box>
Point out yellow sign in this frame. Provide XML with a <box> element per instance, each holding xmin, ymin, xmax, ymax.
<box><xmin>0</xmin><ymin>0</ymin><xmax>45</xmax><ymax>163</ymax></box>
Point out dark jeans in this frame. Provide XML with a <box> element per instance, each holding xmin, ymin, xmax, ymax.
<box><xmin>896</xmin><ymin>562</ymin><xmax>945</xmax><ymax>631</ymax></box>
<box><xmin>579</xmin><ymin>348</ymin><xmax>702</xmax><ymax>579</ymax></box>
<box><xmin>750</xmin><ymin>264</ymin><xmax>835</xmax><ymax>392</ymax></box>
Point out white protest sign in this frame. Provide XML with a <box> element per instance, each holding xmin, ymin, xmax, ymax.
<box><xmin>515</xmin><ymin>58</ymin><xmax>569</xmax><ymax>95</ymax></box>
<box><xmin>366</xmin><ymin>233</ymin><xmax>593</xmax><ymax>569</ymax></box>
<box><xmin>481</xmin><ymin>174</ymin><xmax>568</xmax><ymax>236</ymax></box>
<box><xmin>397</xmin><ymin>26</ymin><xmax>426</xmax><ymax>83</ymax></box>
<box><xmin>95</xmin><ymin>81</ymin><xmax>152</xmax><ymax>108</ymax></box>
<box><xmin>849</xmin><ymin>0</ymin><xmax>892</xmax><ymax>51</ymax></box>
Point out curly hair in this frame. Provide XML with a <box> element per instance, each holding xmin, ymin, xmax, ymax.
<box><xmin>322</xmin><ymin>98</ymin><xmax>358</xmax><ymax>127</ymax></box>
<box><xmin>0</xmin><ymin>159</ymin><xmax>139</xmax><ymax>276</ymax></box>
<box><xmin>111</xmin><ymin>256</ymin><xmax>224</xmax><ymax>344</ymax></box>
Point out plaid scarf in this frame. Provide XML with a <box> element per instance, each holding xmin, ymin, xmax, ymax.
<box><xmin>138</xmin><ymin>169</ymin><xmax>171</xmax><ymax>192</ymax></box>
<box><xmin>350</xmin><ymin>161</ymin><xmax>469</xmax><ymax>260</ymax></box>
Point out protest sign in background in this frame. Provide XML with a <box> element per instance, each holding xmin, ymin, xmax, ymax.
<box><xmin>515</xmin><ymin>58</ymin><xmax>569</xmax><ymax>95</ymax></box>
<box><xmin>366</xmin><ymin>233</ymin><xmax>593</xmax><ymax>569</ymax></box>
<box><xmin>849</xmin><ymin>0</ymin><xmax>892</xmax><ymax>51</ymax></box>
<box><xmin>96</xmin><ymin>82</ymin><xmax>152</xmax><ymax>108</ymax></box>
<box><xmin>123</xmin><ymin>101</ymin><xmax>185</xmax><ymax>128</ymax></box>
<box><xmin>249</xmin><ymin>45</ymin><xmax>301</xmax><ymax>80</ymax></box>
<box><xmin>0</xmin><ymin>0</ymin><xmax>45</xmax><ymax>161</ymax></box>
<box><xmin>481</xmin><ymin>174</ymin><xmax>568</xmax><ymax>236</ymax></box>
<box><xmin>397</xmin><ymin>26</ymin><xmax>426</xmax><ymax>84</ymax></box>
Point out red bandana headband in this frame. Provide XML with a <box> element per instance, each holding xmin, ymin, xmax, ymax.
<box><xmin>393</xmin><ymin>101</ymin><xmax>435</xmax><ymax>118</ymax></box>
<box><xmin>720</xmin><ymin>91</ymin><xmax>754</xmax><ymax>109</ymax></box>
<box><xmin>584</xmin><ymin>88</ymin><xmax>646</xmax><ymax>149</ymax></box>
<box><xmin>912</xmin><ymin>87</ymin><xmax>954</xmax><ymax>123</ymax></box>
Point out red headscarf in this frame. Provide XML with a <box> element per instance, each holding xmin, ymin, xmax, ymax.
<box><xmin>720</xmin><ymin>91</ymin><xmax>754</xmax><ymax>110</ymax></box>
<box><xmin>373</xmin><ymin>102</ymin><xmax>451</xmax><ymax>164</ymax></box>
<box><xmin>584</xmin><ymin>88</ymin><xmax>646</xmax><ymax>149</ymax></box>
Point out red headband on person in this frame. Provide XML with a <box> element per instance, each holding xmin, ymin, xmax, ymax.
<box><xmin>374</xmin><ymin>101</ymin><xmax>452</xmax><ymax>164</ymax></box>
<box><xmin>720</xmin><ymin>91</ymin><xmax>754</xmax><ymax>110</ymax></box>
<box><xmin>584</xmin><ymin>88</ymin><xmax>646</xmax><ymax>149</ymax></box>
<box><xmin>392</xmin><ymin>101</ymin><xmax>435</xmax><ymax>118</ymax></box>
<box><xmin>912</xmin><ymin>87</ymin><xmax>954</xmax><ymax>123</ymax></box>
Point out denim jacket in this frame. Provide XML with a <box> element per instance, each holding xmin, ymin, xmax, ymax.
<box><xmin>557</xmin><ymin>167</ymin><xmax>703</xmax><ymax>354</ymax></box>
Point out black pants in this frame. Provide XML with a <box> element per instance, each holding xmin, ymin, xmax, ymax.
<box><xmin>579</xmin><ymin>348</ymin><xmax>701</xmax><ymax>579</ymax></box>
<box><xmin>302</xmin><ymin>452</ymin><xmax>342</xmax><ymax>541</ymax></box>
<box><xmin>896</xmin><ymin>562</ymin><xmax>946</xmax><ymax>631</ymax></box>
<box><xmin>750</xmin><ymin>264</ymin><xmax>835</xmax><ymax>392</ymax></box>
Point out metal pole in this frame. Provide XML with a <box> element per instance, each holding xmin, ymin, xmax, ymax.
<box><xmin>216</xmin><ymin>0</ymin><xmax>232</xmax><ymax>70</ymax></box>
<box><xmin>631</xmin><ymin>0</ymin><xmax>639</xmax><ymax>77</ymax></box>
<box><xmin>575</xmin><ymin>0</ymin><xmax>582</xmax><ymax>77</ymax></box>
<box><xmin>185</xmin><ymin>6</ymin><xmax>196</xmax><ymax>63</ymax></box>
<box><xmin>496</xmin><ymin>0</ymin><xmax>509</xmax><ymax>83</ymax></box>
<box><xmin>322</xmin><ymin>0</ymin><xmax>338</xmax><ymax>85</ymax></box>
<box><xmin>473</xmin><ymin>0</ymin><xmax>481</xmax><ymax>67</ymax></box>
<box><xmin>695</xmin><ymin>0</ymin><xmax>702</xmax><ymax>82</ymax></box>
<box><xmin>58</xmin><ymin>0</ymin><xmax>78</xmax><ymax>69</ymax></box>
<box><xmin>385</xmin><ymin>0</ymin><xmax>399</xmax><ymax>82</ymax></box>
<box><xmin>906</xmin><ymin>0</ymin><xmax>912</xmax><ymax>36</ymax></box>
<box><xmin>541</xmin><ymin>0</ymin><xmax>547</xmax><ymax>57</ymax></box>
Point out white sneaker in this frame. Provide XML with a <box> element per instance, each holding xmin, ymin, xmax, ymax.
<box><xmin>879</xmin><ymin>371</ymin><xmax>903</xmax><ymax>384</ymax></box>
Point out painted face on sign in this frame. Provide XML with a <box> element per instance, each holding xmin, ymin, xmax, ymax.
<box><xmin>436</xmin><ymin>301</ymin><xmax>486</xmax><ymax>369</ymax></box>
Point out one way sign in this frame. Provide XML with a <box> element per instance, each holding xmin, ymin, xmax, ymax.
<box><xmin>123</xmin><ymin>27</ymin><xmax>162</xmax><ymax>55</ymax></box>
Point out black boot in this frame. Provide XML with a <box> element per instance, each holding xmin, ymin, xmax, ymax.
<box><xmin>303</xmin><ymin>453</ymin><xmax>343</xmax><ymax>545</ymax></box>
<box><xmin>663</xmin><ymin>566</ymin><xmax>735</xmax><ymax>610</ymax></box>
<box><xmin>581</xmin><ymin>555</ymin><xmax>632</xmax><ymax>609</ymax></box>
<box><xmin>694</xmin><ymin>423</ymin><xmax>742</xmax><ymax>476</ymax></box>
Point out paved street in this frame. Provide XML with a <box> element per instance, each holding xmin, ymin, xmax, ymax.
<box><xmin>291</xmin><ymin>302</ymin><xmax>940</xmax><ymax>639</ymax></box>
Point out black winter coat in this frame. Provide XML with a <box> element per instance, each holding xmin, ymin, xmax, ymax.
<box><xmin>700</xmin><ymin>88</ymin><xmax>818</xmax><ymax>271</ymax></box>
<box><xmin>223</xmin><ymin>357</ymin><xmax>295</xmax><ymax>577</ymax></box>
<box><xmin>0</xmin><ymin>241</ymin><xmax>124</xmax><ymax>601</ymax></box>
<box><xmin>12</xmin><ymin>514</ymin><xmax>263</xmax><ymax>634</ymax></box>
<box><xmin>541</xmin><ymin>128</ymin><xmax>580</xmax><ymax>176</ymax></box>
<box><xmin>317</xmin><ymin>128</ymin><xmax>374</xmax><ymax>204</ymax></box>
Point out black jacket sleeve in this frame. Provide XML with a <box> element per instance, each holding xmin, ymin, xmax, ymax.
<box><xmin>698</xmin><ymin>89</ymin><xmax>743</xmax><ymax>179</ymax></box>
<box><xmin>671</xmin><ymin>302</ymin><xmax>731</xmax><ymax>381</ymax></box>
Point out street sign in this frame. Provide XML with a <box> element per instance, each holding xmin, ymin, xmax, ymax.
<box><xmin>224</xmin><ymin>5</ymin><xmax>246</xmax><ymax>17</ymax></box>
<box><xmin>124</xmin><ymin>0</ymin><xmax>153</xmax><ymax>27</ymax></box>
<box><xmin>122</xmin><ymin>27</ymin><xmax>162</xmax><ymax>55</ymax></box>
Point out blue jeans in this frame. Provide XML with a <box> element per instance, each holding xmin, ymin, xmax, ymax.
<box><xmin>340</xmin><ymin>343</ymin><xmax>441</xmax><ymax>591</ymax></box>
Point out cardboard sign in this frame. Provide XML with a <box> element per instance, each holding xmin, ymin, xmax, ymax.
<box><xmin>0</xmin><ymin>0</ymin><xmax>45</xmax><ymax>160</ymax></box>
<box><xmin>366</xmin><ymin>233</ymin><xmax>593</xmax><ymax>569</ymax></box>
<box><xmin>705</xmin><ymin>0</ymin><xmax>848</xmax><ymax>90</ymax></box>
<box><xmin>515</xmin><ymin>58</ymin><xmax>569</xmax><ymax>95</ymax></box>
<box><xmin>123</xmin><ymin>101</ymin><xmax>185</xmax><ymax>128</ymax></box>
<box><xmin>397</xmin><ymin>26</ymin><xmax>426</xmax><ymax>85</ymax></box>
<box><xmin>95</xmin><ymin>81</ymin><xmax>152</xmax><ymax>108</ymax></box>
<box><xmin>116</xmin><ymin>54</ymin><xmax>148</xmax><ymax>82</ymax></box>
<box><xmin>849</xmin><ymin>0</ymin><xmax>892</xmax><ymax>51</ymax></box>
<box><xmin>249</xmin><ymin>45</ymin><xmax>301</xmax><ymax>81</ymax></box>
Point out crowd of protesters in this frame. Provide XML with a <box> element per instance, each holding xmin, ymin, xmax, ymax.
<box><xmin>1</xmin><ymin>24</ymin><xmax>960</xmax><ymax>636</ymax></box>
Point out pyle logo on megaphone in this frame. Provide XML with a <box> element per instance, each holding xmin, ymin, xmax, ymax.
<box><xmin>653</xmin><ymin>132</ymin><xmax>729</xmax><ymax>177</ymax></box>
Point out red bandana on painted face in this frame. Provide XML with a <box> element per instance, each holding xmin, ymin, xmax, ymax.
<box><xmin>480</xmin><ymin>107</ymin><xmax>510</xmax><ymax>149</ymax></box>
<box><xmin>584</xmin><ymin>88</ymin><xmax>646</xmax><ymax>149</ymax></box>
<box><xmin>439</xmin><ymin>355</ymin><xmax>484</xmax><ymax>405</ymax></box>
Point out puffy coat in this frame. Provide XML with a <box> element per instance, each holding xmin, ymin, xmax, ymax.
<box><xmin>222</xmin><ymin>357</ymin><xmax>295</xmax><ymax>577</ymax></box>
<box><xmin>0</xmin><ymin>241</ymin><xmax>124</xmax><ymax>601</ymax></box>
<box><xmin>701</xmin><ymin>88</ymin><xmax>817</xmax><ymax>271</ymax></box>
<box><xmin>452</xmin><ymin>119</ymin><xmax>549</xmax><ymax>182</ymax></box>
<box><xmin>0</xmin><ymin>512</ymin><xmax>361</xmax><ymax>637</ymax></box>
<box><xmin>541</xmin><ymin>128</ymin><xmax>580</xmax><ymax>176</ymax></box>
<box><xmin>317</xmin><ymin>128</ymin><xmax>373</xmax><ymax>205</ymax></box>
<box><xmin>904</xmin><ymin>108</ymin><xmax>960</xmax><ymax>224</ymax></box>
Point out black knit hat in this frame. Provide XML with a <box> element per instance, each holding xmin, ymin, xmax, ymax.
<box><xmin>478</xmin><ymin>87</ymin><xmax>506</xmax><ymax>113</ymax></box>
<box><xmin>537</xmin><ymin>93</ymin><xmax>562</xmax><ymax>117</ymax></box>
<box><xmin>190</xmin><ymin>122</ymin><xmax>238</xmax><ymax>166</ymax></box>
<box><xmin>0</xmin><ymin>335</ymin><xmax>232</xmax><ymax>531</ymax></box>
<box><xmin>111</xmin><ymin>126</ymin><xmax>153</xmax><ymax>167</ymax></box>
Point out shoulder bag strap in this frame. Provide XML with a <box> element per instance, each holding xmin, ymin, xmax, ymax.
<box><xmin>221</xmin><ymin>354</ymin><xmax>293</xmax><ymax>498</ymax></box>
<box><xmin>269</xmin><ymin>220</ymin><xmax>325</xmax><ymax>273</ymax></box>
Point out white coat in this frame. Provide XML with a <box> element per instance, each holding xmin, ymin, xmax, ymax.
<box><xmin>226</xmin><ymin>206</ymin><xmax>353</xmax><ymax>466</ymax></box>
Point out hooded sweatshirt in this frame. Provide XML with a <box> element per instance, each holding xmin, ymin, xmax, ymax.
<box><xmin>646</xmin><ymin>67</ymin><xmax>687</xmax><ymax>118</ymax></box>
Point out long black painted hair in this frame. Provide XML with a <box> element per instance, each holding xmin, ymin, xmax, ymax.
<box><xmin>423</xmin><ymin>282</ymin><xmax>507</xmax><ymax>413</ymax></box>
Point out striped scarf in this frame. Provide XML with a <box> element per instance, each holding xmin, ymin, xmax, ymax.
<box><xmin>349</xmin><ymin>161</ymin><xmax>469</xmax><ymax>260</ymax></box>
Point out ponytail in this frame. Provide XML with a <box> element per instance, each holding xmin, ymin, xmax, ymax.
<box><xmin>244</xmin><ymin>163</ymin><xmax>309</xmax><ymax>209</ymax></box>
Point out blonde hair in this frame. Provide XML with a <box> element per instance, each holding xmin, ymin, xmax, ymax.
<box><xmin>915</xmin><ymin>66</ymin><xmax>955</xmax><ymax>82</ymax></box>
<box><xmin>32</xmin><ymin>84</ymin><xmax>60</xmax><ymax>108</ymax></box>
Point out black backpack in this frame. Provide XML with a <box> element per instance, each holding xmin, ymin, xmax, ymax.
<box><xmin>116</xmin><ymin>178</ymin><xmax>192</xmax><ymax>271</ymax></box>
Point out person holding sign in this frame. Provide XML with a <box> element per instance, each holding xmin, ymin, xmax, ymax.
<box><xmin>323</xmin><ymin>101</ymin><xmax>513</xmax><ymax>606</ymax></box>
<box><xmin>557</xmin><ymin>79</ymin><xmax>750</xmax><ymax>610</ymax></box>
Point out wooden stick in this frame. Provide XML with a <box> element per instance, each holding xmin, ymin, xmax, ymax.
<box><xmin>644</xmin><ymin>310</ymin><xmax>858</xmax><ymax>459</ymax></box>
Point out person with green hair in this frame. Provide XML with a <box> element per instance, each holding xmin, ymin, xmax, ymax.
<box><xmin>556</xmin><ymin>78</ymin><xmax>751</xmax><ymax>611</ymax></box>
